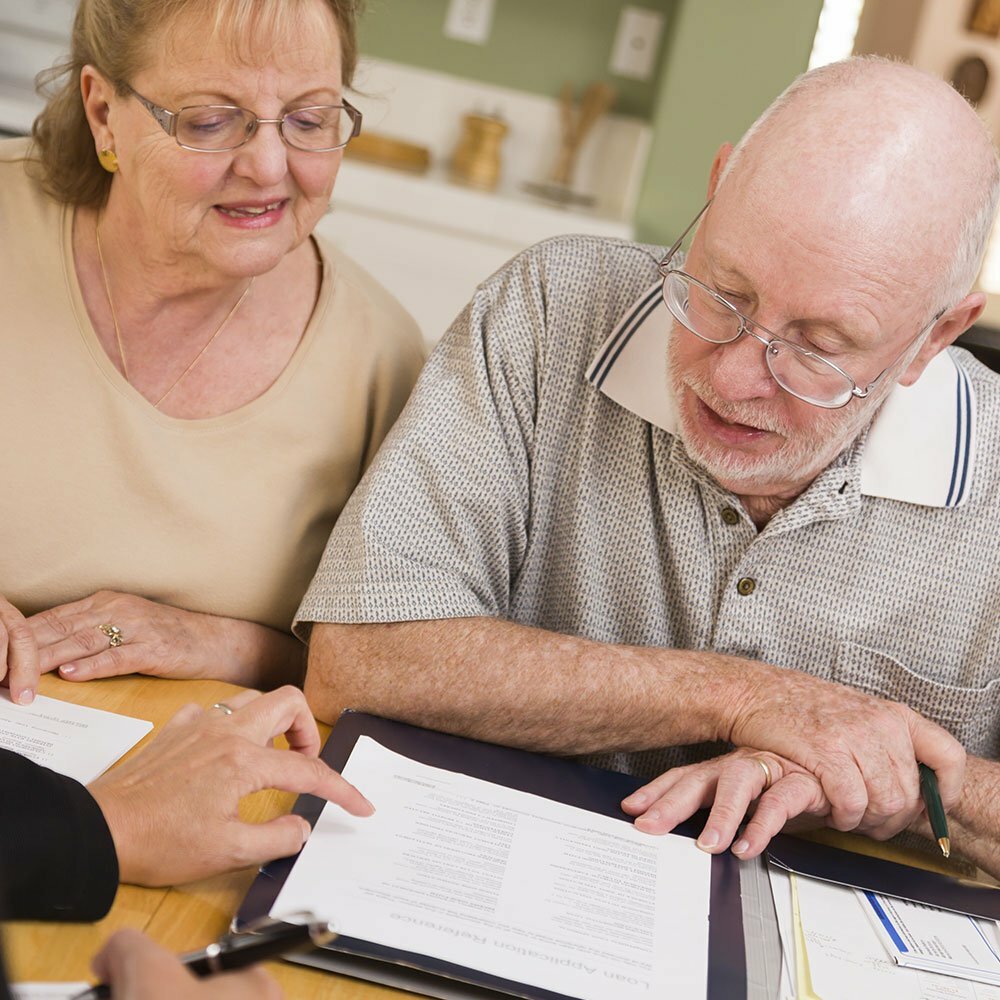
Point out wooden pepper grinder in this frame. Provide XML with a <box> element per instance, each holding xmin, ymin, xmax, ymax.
<box><xmin>450</xmin><ymin>111</ymin><xmax>508</xmax><ymax>191</ymax></box>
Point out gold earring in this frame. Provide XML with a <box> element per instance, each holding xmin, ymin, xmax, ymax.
<box><xmin>98</xmin><ymin>147</ymin><xmax>119</xmax><ymax>173</ymax></box>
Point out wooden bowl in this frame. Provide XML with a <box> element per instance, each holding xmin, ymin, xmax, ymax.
<box><xmin>345</xmin><ymin>132</ymin><xmax>431</xmax><ymax>173</ymax></box>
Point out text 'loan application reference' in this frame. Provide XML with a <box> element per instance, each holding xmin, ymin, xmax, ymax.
<box><xmin>272</xmin><ymin>737</ymin><xmax>711</xmax><ymax>1000</ymax></box>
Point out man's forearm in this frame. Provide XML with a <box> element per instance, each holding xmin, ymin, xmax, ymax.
<box><xmin>306</xmin><ymin>617</ymin><xmax>968</xmax><ymax>838</ymax></box>
<box><xmin>305</xmin><ymin>617</ymin><xmax>752</xmax><ymax>754</ymax></box>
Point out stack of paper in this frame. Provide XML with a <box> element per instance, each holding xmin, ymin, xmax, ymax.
<box><xmin>768</xmin><ymin>865</ymin><xmax>1000</xmax><ymax>999</ymax></box>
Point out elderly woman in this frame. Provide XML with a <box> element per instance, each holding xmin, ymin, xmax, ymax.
<box><xmin>0</xmin><ymin>0</ymin><xmax>424</xmax><ymax>705</ymax></box>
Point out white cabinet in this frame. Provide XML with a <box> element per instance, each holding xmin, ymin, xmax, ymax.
<box><xmin>318</xmin><ymin>157</ymin><xmax>634</xmax><ymax>345</ymax></box>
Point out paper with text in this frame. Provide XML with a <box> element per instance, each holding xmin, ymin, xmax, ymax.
<box><xmin>787</xmin><ymin>870</ymin><xmax>1000</xmax><ymax>999</ymax></box>
<box><xmin>860</xmin><ymin>889</ymin><xmax>1000</xmax><ymax>986</ymax></box>
<box><xmin>271</xmin><ymin>737</ymin><xmax>712</xmax><ymax>1000</ymax></box>
<box><xmin>0</xmin><ymin>692</ymin><xmax>152</xmax><ymax>784</ymax></box>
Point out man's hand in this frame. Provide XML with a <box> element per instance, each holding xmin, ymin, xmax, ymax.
<box><xmin>88</xmin><ymin>686</ymin><xmax>373</xmax><ymax>886</ymax></box>
<box><xmin>622</xmin><ymin>748</ymin><xmax>831</xmax><ymax>857</ymax></box>
<box><xmin>0</xmin><ymin>594</ymin><xmax>39</xmax><ymax>706</ymax></box>
<box><xmin>91</xmin><ymin>929</ymin><xmax>282</xmax><ymax>999</ymax></box>
<box><xmin>726</xmin><ymin>667</ymin><xmax>965</xmax><ymax>836</ymax></box>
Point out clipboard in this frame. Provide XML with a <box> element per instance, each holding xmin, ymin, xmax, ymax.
<box><xmin>235</xmin><ymin>711</ymin><xmax>753</xmax><ymax>1000</ymax></box>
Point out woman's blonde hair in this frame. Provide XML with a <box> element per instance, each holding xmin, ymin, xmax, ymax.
<box><xmin>30</xmin><ymin>0</ymin><xmax>362</xmax><ymax>207</ymax></box>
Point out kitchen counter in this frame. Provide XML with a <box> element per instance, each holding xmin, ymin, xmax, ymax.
<box><xmin>320</xmin><ymin>157</ymin><xmax>635</xmax><ymax>343</ymax></box>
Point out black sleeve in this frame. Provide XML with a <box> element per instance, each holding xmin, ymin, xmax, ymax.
<box><xmin>0</xmin><ymin>749</ymin><xmax>118</xmax><ymax>921</ymax></box>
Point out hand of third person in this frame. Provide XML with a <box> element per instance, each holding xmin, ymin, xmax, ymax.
<box><xmin>87</xmin><ymin>685</ymin><xmax>374</xmax><ymax>886</ymax></box>
<box><xmin>91</xmin><ymin>929</ymin><xmax>282</xmax><ymax>1000</ymax></box>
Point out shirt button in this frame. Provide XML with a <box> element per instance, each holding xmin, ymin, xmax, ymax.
<box><xmin>736</xmin><ymin>577</ymin><xmax>756</xmax><ymax>596</ymax></box>
<box><xmin>721</xmin><ymin>506</ymin><xmax>740</xmax><ymax>525</ymax></box>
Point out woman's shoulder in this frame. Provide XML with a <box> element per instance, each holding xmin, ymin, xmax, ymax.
<box><xmin>0</xmin><ymin>136</ymin><xmax>60</xmax><ymax>225</ymax></box>
<box><xmin>0</xmin><ymin>135</ymin><xmax>32</xmax><ymax>165</ymax></box>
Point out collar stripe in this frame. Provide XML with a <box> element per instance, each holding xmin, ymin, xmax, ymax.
<box><xmin>946</xmin><ymin>365</ymin><xmax>973</xmax><ymax>507</ymax></box>
<box><xmin>587</xmin><ymin>286</ymin><xmax>976</xmax><ymax>509</ymax></box>
<box><xmin>588</xmin><ymin>285</ymin><xmax>660</xmax><ymax>389</ymax></box>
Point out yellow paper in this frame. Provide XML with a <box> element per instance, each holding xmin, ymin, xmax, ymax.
<box><xmin>790</xmin><ymin>873</ymin><xmax>822</xmax><ymax>1000</ymax></box>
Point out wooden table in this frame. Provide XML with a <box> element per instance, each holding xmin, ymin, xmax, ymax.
<box><xmin>3</xmin><ymin>675</ymin><xmax>986</xmax><ymax>997</ymax></box>
<box><xmin>2</xmin><ymin>673</ymin><xmax>400</xmax><ymax>997</ymax></box>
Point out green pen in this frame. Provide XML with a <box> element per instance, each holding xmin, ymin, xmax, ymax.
<box><xmin>919</xmin><ymin>763</ymin><xmax>951</xmax><ymax>859</ymax></box>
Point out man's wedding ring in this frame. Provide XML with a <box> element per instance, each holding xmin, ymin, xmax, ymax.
<box><xmin>97</xmin><ymin>623</ymin><xmax>124</xmax><ymax>648</ymax></box>
<box><xmin>753</xmin><ymin>756</ymin><xmax>774</xmax><ymax>791</ymax></box>
<box><xmin>211</xmin><ymin>702</ymin><xmax>234</xmax><ymax>716</ymax></box>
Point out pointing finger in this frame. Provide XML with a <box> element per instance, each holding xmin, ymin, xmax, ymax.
<box><xmin>246</xmin><ymin>747</ymin><xmax>374</xmax><ymax>817</ymax></box>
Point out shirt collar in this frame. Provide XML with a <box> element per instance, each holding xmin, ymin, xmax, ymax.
<box><xmin>585</xmin><ymin>283</ymin><xmax>976</xmax><ymax>508</ymax></box>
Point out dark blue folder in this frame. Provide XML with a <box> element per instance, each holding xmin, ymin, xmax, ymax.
<box><xmin>235</xmin><ymin>711</ymin><xmax>748</xmax><ymax>1000</ymax></box>
<box><xmin>767</xmin><ymin>834</ymin><xmax>1000</xmax><ymax>921</ymax></box>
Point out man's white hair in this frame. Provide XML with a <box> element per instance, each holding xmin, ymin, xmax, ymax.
<box><xmin>719</xmin><ymin>55</ymin><xmax>1000</xmax><ymax>312</ymax></box>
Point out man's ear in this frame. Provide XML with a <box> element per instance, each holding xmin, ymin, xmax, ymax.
<box><xmin>707</xmin><ymin>143</ymin><xmax>734</xmax><ymax>199</ymax></box>
<box><xmin>898</xmin><ymin>291</ymin><xmax>986</xmax><ymax>386</ymax></box>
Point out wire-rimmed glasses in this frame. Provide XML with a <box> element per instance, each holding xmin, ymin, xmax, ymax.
<box><xmin>657</xmin><ymin>201</ymin><xmax>941</xmax><ymax>409</ymax></box>
<box><xmin>127</xmin><ymin>86</ymin><xmax>362</xmax><ymax>153</ymax></box>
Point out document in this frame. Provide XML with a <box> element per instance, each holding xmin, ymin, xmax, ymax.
<box><xmin>860</xmin><ymin>890</ymin><xmax>1000</xmax><ymax>986</ymax></box>
<box><xmin>11</xmin><ymin>986</ymin><xmax>90</xmax><ymax>1000</ymax></box>
<box><xmin>766</xmin><ymin>867</ymin><xmax>798</xmax><ymax>1000</ymax></box>
<box><xmin>768</xmin><ymin>865</ymin><xmax>1000</xmax><ymax>1000</ymax></box>
<box><xmin>0</xmin><ymin>691</ymin><xmax>152</xmax><ymax>784</ymax></box>
<box><xmin>271</xmin><ymin>737</ymin><xmax>712</xmax><ymax>1000</ymax></box>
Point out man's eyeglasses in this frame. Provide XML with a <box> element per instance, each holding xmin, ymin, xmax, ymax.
<box><xmin>126</xmin><ymin>85</ymin><xmax>362</xmax><ymax>153</ymax></box>
<box><xmin>657</xmin><ymin>202</ymin><xmax>941</xmax><ymax>410</ymax></box>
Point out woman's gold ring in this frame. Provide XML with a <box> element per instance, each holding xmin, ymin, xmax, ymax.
<box><xmin>753</xmin><ymin>756</ymin><xmax>774</xmax><ymax>791</ymax></box>
<box><xmin>97</xmin><ymin>623</ymin><xmax>124</xmax><ymax>648</ymax></box>
<box><xmin>211</xmin><ymin>702</ymin><xmax>234</xmax><ymax>716</ymax></box>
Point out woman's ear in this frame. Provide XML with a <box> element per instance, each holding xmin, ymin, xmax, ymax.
<box><xmin>80</xmin><ymin>65</ymin><xmax>117</xmax><ymax>149</ymax></box>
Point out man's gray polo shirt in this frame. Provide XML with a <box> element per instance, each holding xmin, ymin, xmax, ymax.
<box><xmin>297</xmin><ymin>235</ymin><xmax>1000</xmax><ymax>777</ymax></box>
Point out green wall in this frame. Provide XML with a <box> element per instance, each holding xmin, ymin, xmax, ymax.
<box><xmin>636</xmin><ymin>0</ymin><xmax>824</xmax><ymax>246</ymax></box>
<box><xmin>359</xmin><ymin>0</ymin><xmax>674</xmax><ymax>119</ymax></box>
<box><xmin>358</xmin><ymin>0</ymin><xmax>824</xmax><ymax>246</ymax></box>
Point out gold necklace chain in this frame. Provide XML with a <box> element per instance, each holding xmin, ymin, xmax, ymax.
<box><xmin>95</xmin><ymin>219</ymin><xmax>254</xmax><ymax>408</ymax></box>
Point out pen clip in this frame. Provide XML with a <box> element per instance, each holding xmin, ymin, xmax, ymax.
<box><xmin>224</xmin><ymin>910</ymin><xmax>337</xmax><ymax>948</ymax></box>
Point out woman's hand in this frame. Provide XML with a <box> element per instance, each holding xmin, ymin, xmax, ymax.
<box><xmin>0</xmin><ymin>594</ymin><xmax>39</xmax><ymax>705</ymax></box>
<box><xmin>621</xmin><ymin>747</ymin><xmax>832</xmax><ymax>859</ymax></box>
<box><xmin>92</xmin><ymin>929</ymin><xmax>282</xmax><ymax>1000</ymax></box>
<box><xmin>26</xmin><ymin>591</ymin><xmax>301</xmax><ymax>688</ymax></box>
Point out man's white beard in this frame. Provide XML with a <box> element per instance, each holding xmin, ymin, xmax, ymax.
<box><xmin>666</xmin><ymin>348</ymin><xmax>884</xmax><ymax>495</ymax></box>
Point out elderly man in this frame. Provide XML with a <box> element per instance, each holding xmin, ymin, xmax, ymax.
<box><xmin>298</xmin><ymin>58</ymin><xmax>1000</xmax><ymax>872</ymax></box>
